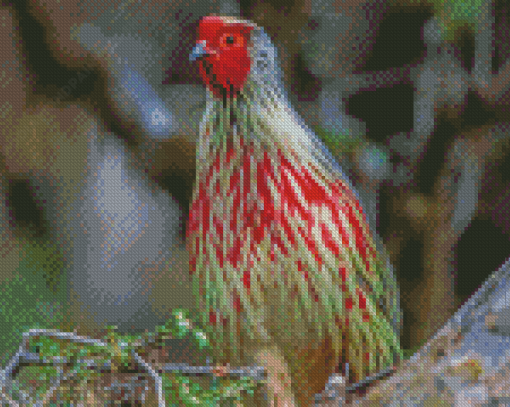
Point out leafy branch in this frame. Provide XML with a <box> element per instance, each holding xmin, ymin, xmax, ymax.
<box><xmin>1</xmin><ymin>309</ymin><xmax>262</xmax><ymax>406</ymax></box>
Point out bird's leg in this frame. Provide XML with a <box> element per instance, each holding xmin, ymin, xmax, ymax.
<box><xmin>252</xmin><ymin>344</ymin><xmax>297</xmax><ymax>407</ymax></box>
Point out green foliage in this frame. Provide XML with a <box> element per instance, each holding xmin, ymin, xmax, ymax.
<box><xmin>14</xmin><ymin>365</ymin><xmax>61</xmax><ymax>400</ymax></box>
<box><xmin>403</xmin><ymin>348</ymin><xmax>417</xmax><ymax>359</ymax></box>
<box><xmin>3</xmin><ymin>309</ymin><xmax>258</xmax><ymax>405</ymax></box>
<box><xmin>164</xmin><ymin>373</ymin><xmax>257</xmax><ymax>406</ymax></box>
<box><xmin>430</xmin><ymin>0</ymin><xmax>483</xmax><ymax>41</ymax></box>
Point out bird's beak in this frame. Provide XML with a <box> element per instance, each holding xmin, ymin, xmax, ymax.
<box><xmin>190</xmin><ymin>40</ymin><xmax>211</xmax><ymax>62</ymax></box>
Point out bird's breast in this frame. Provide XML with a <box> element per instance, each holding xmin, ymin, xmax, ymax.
<box><xmin>188</xmin><ymin>133</ymin><xmax>376</xmax><ymax>277</ymax></box>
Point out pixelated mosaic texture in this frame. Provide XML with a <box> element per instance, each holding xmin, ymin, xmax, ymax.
<box><xmin>1</xmin><ymin>0</ymin><xmax>510</xmax><ymax>404</ymax></box>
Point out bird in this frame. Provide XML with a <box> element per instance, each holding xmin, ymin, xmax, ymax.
<box><xmin>188</xmin><ymin>15</ymin><xmax>402</xmax><ymax>406</ymax></box>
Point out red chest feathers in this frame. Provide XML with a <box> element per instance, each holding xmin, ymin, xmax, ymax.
<box><xmin>187</xmin><ymin>141</ymin><xmax>375</xmax><ymax>277</ymax></box>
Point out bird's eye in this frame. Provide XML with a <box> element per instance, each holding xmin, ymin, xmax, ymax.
<box><xmin>220</xmin><ymin>33</ymin><xmax>243</xmax><ymax>47</ymax></box>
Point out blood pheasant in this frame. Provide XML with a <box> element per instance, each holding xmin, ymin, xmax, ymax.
<box><xmin>188</xmin><ymin>15</ymin><xmax>402</xmax><ymax>406</ymax></box>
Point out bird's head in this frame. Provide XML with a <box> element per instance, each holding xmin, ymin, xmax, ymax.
<box><xmin>190</xmin><ymin>16</ymin><xmax>280</xmax><ymax>101</ymax></box>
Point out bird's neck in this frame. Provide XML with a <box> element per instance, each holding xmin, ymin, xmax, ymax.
<box><xmin>198</xmin><ymin>78</ymin><xmax>317</xmax><ymax>176</ymax></box>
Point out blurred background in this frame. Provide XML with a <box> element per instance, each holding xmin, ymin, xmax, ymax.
<box><xmin>1</xmin><ymin>0</ymin><xmax>510</xmax><ymax>373</ymax></box>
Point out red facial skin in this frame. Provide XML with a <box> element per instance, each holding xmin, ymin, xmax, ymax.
<box><xmin>196</xmin><ymin>16</ymin><xmax>253</xmax><ymax>99</ymax></box>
